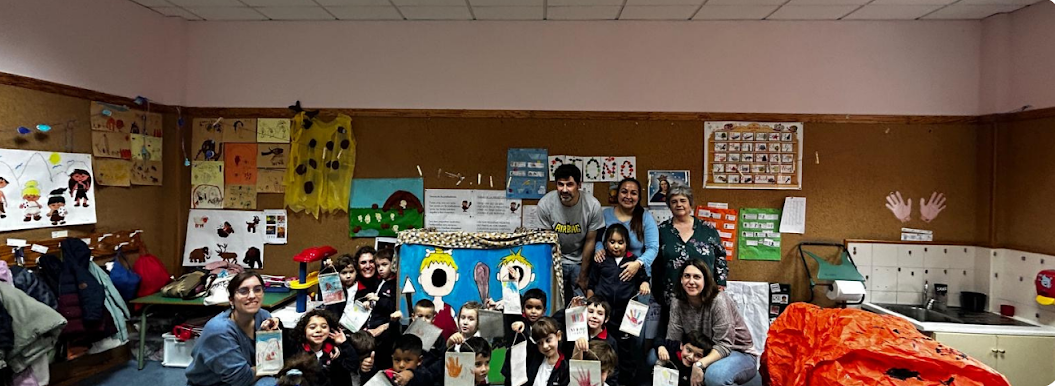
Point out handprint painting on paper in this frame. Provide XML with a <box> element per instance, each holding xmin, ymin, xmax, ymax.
<box><xmin>447</xmin><ymin>356</ymin><xmax>463</xmax><ymax>378</ymax></box>
<box><xmin>885</xmin><ymin>191</ymin><xmax>912</xmax><ymax>223</ymax></box>
<box><xmin>919</xmin><ymin>192</ymin><xmax>946</xmax><ymax>223</ymax></box>
<box><xmin>885</xmin><ymin>191</ymin><xmax>947</xmax><ymax>223</ymax></box>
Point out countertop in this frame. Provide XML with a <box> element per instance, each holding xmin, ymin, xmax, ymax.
<box><xmin>861</xmin><ymin>302</ymin><xmax>1055</xmax><ymax>337</ymax></box>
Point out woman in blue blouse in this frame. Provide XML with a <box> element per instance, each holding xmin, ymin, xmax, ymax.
<box><xmin>591</xmin><ymin>177</ymin><xmax>659</xmax><ymax>384</ymax></box>
<box><xmin>186</xmin><ymin>272</ymin><xmax>282</xmax><ymax>386</ymax></box>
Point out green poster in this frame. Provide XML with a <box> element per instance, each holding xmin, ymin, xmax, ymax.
<box><xmin>737</xmin><ymin>208</ymin><xmax>782</xmax><ymax>261</ymax></box>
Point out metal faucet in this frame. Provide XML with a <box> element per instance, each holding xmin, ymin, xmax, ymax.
<box><xmin>923</xmin><ymin>283</ymin><xmax>935</xmax><ymax>310</ymax></box>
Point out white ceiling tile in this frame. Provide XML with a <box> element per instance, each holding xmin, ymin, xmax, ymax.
<box><xmin>151</xmin><ymin>6</ymin><xmax>204</xmax><ymax>19</ymax></box>
<box><xmin>326</xmin><ymin>5</ymin><xmax>404</xmax><ymax>19</ymax></box>
<box><xmin>959</xmin><ymin>0</ymin><xmax>1040</xmax><ymax>4</ymax></box>
<box><xmin>787</xmin><ymin>0</ymin><xmax>869</xmax><ymax>5</ymax></box>
<box><xmin>870</xmin><ymin>0</ymin><xmax>956</xmax><ymax>5</ymax></box>
<box><xmin>317</xmin><ymin>0</ymin><xmax>391</xmax><ymax>5</ymax></box>
<box><xmin>624</xmin><ymin>0</ymin><xmax>703</xmax><ymax>5</ymax></box>
<box><xmin>392</xmin><ymin>0</ymin><xmax>466</xmax><ymax>5</ymax></box>
<box><xmin>473</xmin><ymin>6</ymin><xmax>544</xmax><ymax>19</ymax></box>
<box><xmin>692</xmin><ymin>5</ymin><xmax>777</xmax><ymax>19</ymax></box>
<box><xmin>399</xmin><ymin>5</ymin><xmax>473</xmax><ymax>19</ymax></box>
<box><xmin>619</xmin><ymin>5</ymin><xmax>698</xmax><ymax>19</ymax></box>
<box><xmin>256</xmin><ymin>6</ymin><xmax>336</xmax><ymax>19</ymax></box>
<box><xmin>547</xmin><ymin>5</ymin><xmax>621</xmax><ymax>19</ymax></box>
<box><xmin>922</xmin><ymin>4</ymin><xmax>1022</xmax><ymax>18</ymax></box>
<box><xmin>131</xmin><ymin>0</ymin><xmax>176</xmax><ymax>7</ymax></box>
<box><xmin>548</xmin><ymin>0</ymin><xmax>624</xmax><ymax>6</ymax></box>
<box><xmin>470</xmin><ymin>0</ymin><xmax>542</xmax><ymax>5</ymax></box>
<box><xmin>843</xmin><ymin>4</ymin><xmax>942</xmax><ymax>19</ymax></box>
<box><xmin>767</xmin><ymin>5</ymin><xmax>859</xmax><ymax>19</ymax></box>
<box><xmin>187</xmin><ymin>6</ymin><xmax>270</xmax><ymax>19</ymax></box>
<box><xmin>167</xmin><ymin>0</ymin><xmax>243</xmax><ymax>6</ymax></box>
<box><xmin>241</xmin><ymin>0</ymin><xmax>316</xmax><ymax>6</ymax></box>
<box><xmin>705</xmin><ymin>0</ymin><xmax>784</xmax><ymax>5</ymax></box>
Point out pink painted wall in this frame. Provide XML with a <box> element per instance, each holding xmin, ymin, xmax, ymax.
<box><xmin>183</xmin><ymin>20</ymin><xmax>983</xmax><ymax>115</ymax></box>
<box><xmin>0</xmin><ymin>0</ymin><xmax>185</xmax><ymax>104</ymax></box>
<box><xmin>985</xmin><ymin>2</ymin><xmax>1055</xmax><ymax>114</ymax></box>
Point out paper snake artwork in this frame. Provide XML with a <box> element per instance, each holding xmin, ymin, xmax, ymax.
<box><xmin>398</xmin><ymin>243</ymin><xmax>555</xmax><ymax>325</ymax></box>
<box><xmin>0</xmin><ymin>149</ymin><xmax>97</xmax><ymax>232</ymax></box>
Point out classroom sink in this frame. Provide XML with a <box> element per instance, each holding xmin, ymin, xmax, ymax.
<box><xmin>873</xmin><ymin>304</ymin><xmax>1035</xmax><ymax>327</ymax></box>
<box><xmin>878</xmin><ymin>304</ymin><xmax>965</xmax><ymax>324</ymax></box>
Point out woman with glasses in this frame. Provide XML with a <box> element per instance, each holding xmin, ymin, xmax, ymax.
<box><xmin>186</xmin><ymin>271</ymin><xmax>283</xmax><ymax>386</ymax></box>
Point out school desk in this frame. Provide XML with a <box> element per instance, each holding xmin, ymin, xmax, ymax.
<box><xmin>130</xmin><ymin>292</ymin><xmax>296</xmax><ymax>370</ymax></box>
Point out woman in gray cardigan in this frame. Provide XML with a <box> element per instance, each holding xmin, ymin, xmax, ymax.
<box><xmin>657</xmin><ymin>260</ymin><xmax>758</xmax><ymax>386</ymax></box>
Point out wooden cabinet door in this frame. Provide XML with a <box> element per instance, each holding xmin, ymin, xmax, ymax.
<box><xmin>997</xmin><ymin>335</ymin><xmax>1055</xmax><ymax>386</ymax></box>
<box><xmin>933</xmin><ymin>332</ymin><xmax>999</xmax><ymax>369</ymax></box>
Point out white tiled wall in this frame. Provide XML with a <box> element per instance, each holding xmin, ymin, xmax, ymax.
<box><xmin>989</xmin><ymin>248</ymin><xmax>1055</xmax><ymax>327</ymax></box>
<box><xmin>850</xmin><ymin>242</ymin><xmax>977</xmax><ymax>307</ymax></box>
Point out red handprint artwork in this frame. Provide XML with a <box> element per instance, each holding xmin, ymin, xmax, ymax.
<box><xmin>574</xmin><ymin>368</ymin><xmax>597</xmax><ymax>386</ymax></box>
<box><xmin>627</xmin><ymin>308</ymin><xmax>644</xmax><ymax>326</ymax></box>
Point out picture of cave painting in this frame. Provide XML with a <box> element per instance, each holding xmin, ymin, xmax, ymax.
<box><xmin>348</xmin><ymin>178</ymin><xmax>425</xmax><ymax>237</ymax></box>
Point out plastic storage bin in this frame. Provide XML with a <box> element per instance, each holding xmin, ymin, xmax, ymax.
<box><xmin>162</xmin><ymin>332</ymin><xmax>196</xmax><ymax>367</ymax></box>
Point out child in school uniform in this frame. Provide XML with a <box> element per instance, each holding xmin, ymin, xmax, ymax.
<box><xmin>324</xmin><ymin>254</ymin><xmax>359</xmax><ymax>318</ymax></box>
<box><xmin>446</xmin><ymin>301</ymin><xmax>483</xmax><ymax>350</ymax></box>
<box><xmin>385</xmin><ymin>334</ymin><xmax>431</xmax><ymax>386</ymax></box>
<box><xmin>525</xmin><ymin>317</ymin><xmax>569</xmax><ymax>386</ymax></box>
<box><xmin>663</xmin><ymin>330</ymin><xmax>714</xmax><ymax>386</ymax></box>
<box><xmin>363</xmin><ymin>248</ymin><xmax>399</xmax><ymax>369</ymax></box>
<box><xmin>409</xmin><ymin>299</ymin><xmax>445</xmax><ymax>383</ymax></box>
<box><xmin>347</xmin><ymin>331</ymin><xmax>377</xmax><ymax>386</ymax></box>
<box><xmin>459</xmin><ymin>337</ymin><xmax>492</xmax><ymax>386</ymax></box>
<box><xmin>286</xmin><ymin>309</ymin><xmax>360</xmax><ymax>386</ymax></box>
<box><xmin>587</xmin><ymin>223</ymin><xmax>650</xmax><ymax>384</ymax></box>
<box><xmin>564</xmin><ymin>296</ymin><xmax>619</xmax><ymax>385</ymax></box>
<box><xmin>501</xmin><ymin>288</ymin><xmax>549</xmax><ymax>386</ymax></box>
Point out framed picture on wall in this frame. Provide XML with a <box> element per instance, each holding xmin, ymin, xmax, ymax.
<box><xmin>647</xmin><ymin>170</ymin><xmax>690</xmax><ymax>207</ymax></box>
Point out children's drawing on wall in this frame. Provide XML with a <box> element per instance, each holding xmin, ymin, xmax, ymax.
<box><xmin>192</xmin><ymin>184</ymin><xmax>224</xmax><ymax>209</ymax></box>
<box><xmin>0</xmin><ymin>149</ymin><xmax>97</xmax><ymax>231</ymax></box>
<box><xmin>192</xmin><ymin>118</ymin><xmax>224</xmax><ymax>161</ymax></box>
<box><xmin>131</xmin><ymin>134</ymin><xmax>163</xmax><ymax>162</ymax></box>
<box><xmin>258</xmin><ymin>144</ymin><xmax>289</xmax><ymax>169</ymax></box>
<box><xmin>256</xmin><ymin>169</ymin><xmax>285</xmax><ymax>194</ymax></box>
<box><xmin>257</xmin><ymin>118</ymin><xmax>291</xmax><ymax>143</ymax></box>
<box><xmin>94</xmin><ymin>158</ymin><xmax>131</xmax><ymax>187</ymax></box>
<box><xmin>92</xmin><ymin>132</ymin><xmax>131</xmax><ymax>159</ymax></box>
<box><xmin>348</xmin><ymin>178</ymin><xmax>424</xmax><ymax>237</ymax></box>
<box><xmin>397</xmin><ymin>239</ymin><xmax>555</xmax><ymax>322</ymax></box>
<box><xmin>224</xmin><ymin>185</ymin><xmax>257</xmax><ymax>209</ymax></box>
<box><xmin>647</xmin><ymin>170</ymin><xmax>689</xmax><ymax>206</ymax></box>
<box><xmin>90</xmin><ymin>101</ymin><xmax>143</xmax><ymax>134</ymax></box>
<box><xmin>549</xmin><ymin>155</ymin><xmax>637</xmax><ymax>182</ymax></box>
<box><xmin>144</xmin><ymin>112</ymin><xmax>163</xmax><ymax>137</ymax></box>
<box><xmin>285</xmin><ymin>112</ymin><xmax>356</xmax><ymax>219</ymax></box>
<box><xmin>184</xmin><ymin>209</ymin><xmax>266</xmax><ymax>267</ymax></box>
<box><xmin>507</xmin><ymin>148</ymin><xmax>548</xmax><ymax>199</ymax></box>
<box><xmin>131</xmin><ymin>160</ymin><xmax>162</xmax><ymax>186</ymax></box>
<box><xmin>222</xmin><ymin>118</ymin><xmax>258</xmax><ymax>143</ymax></box>
<box><xmin>224</xmin><ymin>143</ymin><xmax>258</xmax><ymax>185</ymax></box>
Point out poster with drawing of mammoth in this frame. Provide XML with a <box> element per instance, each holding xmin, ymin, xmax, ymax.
<box><xmin>184</xmin><ymin>209</ymin><xmax>266</xmax><ymax>268</ymax></box>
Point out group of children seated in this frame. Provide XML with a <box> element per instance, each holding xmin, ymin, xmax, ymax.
<box><xmin>272</xmin><ymin>223</ymin><xmax>706</xmax><ymax>386</ymax></box>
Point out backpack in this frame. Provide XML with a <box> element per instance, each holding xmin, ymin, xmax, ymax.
<box><xmin>161</xmin><ymin>271</ymin><xmax>210</xmax><ymax>299</ymax></box>
<box><xmin>203</xmin><ymin>273</ymin><xmax>235</xmax><ymax>306</ymax></box>
<box><xmin>109</xmin><ymin>250</ymin><xmax>141</xmax><ymax>301</ymax></box>
<box><xmin>133</xmin><ymin>245</ymin><xmax>172</xmax><ymax>299</ymax></box>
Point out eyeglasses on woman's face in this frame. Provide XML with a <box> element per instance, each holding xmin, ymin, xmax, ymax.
<box><xmin>236</xmin><ymin>285</ymin><xmax>264</xmax><ymax>296</ymax></box>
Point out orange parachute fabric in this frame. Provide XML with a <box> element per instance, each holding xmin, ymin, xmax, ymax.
<box><xmin>762</xmin><ymin>303</ymin><xmax>1009</xmax><ymax>386</ymax></box>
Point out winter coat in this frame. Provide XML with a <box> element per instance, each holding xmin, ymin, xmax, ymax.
<box><xmin>9</xmin><ymin>266</ymin><xmax>58</xmax><ymax>310</ymax></box>
<box><xmin>0</xmin><ymin>283</ymin><xmax>67</xmax><ymax>373</ymax></box>
<box><xmin>38</xmin><ymin>238</ymin><xmax>109</xmax><ymax>338</ymax></box>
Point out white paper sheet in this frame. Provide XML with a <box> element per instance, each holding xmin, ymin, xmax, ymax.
<box><xmin>653</xmin><ymin>366</ymin><xmax>679</xmax><ymax>386</ymax></box>
<box><xmin>724</xmin><ymin>281</ymin><xmax>770</xmax><ymax>367</ymax></box>
<box><xmin>405</xmin><ymin>318</ymin><xmax>443</xmax><ymax>348</ymax></box>
<box><xmin>263</xmin><ymin>209</ymin><xmax>287</xmax><ymax>244</ymax></box>
<box><xmin>340</xmin><ymin>300</ymin><xmax>371</xmax><ymax>332</ymax></box>
<box><xmin>183</xmin><ymin>209</ymin><xmax>266</xmax><ymax>268</ymax></box>
<box><xmin>502</xmin><ymin>280</ymin><xmax>522</xmax><ymax>315</ymax></box>
<box><xmin>510</xmin><ymin>341</ymin><xmax>528</xmax><ymax>386</ymax></box>
<box><xmin>444</xmin><ymin>351</ymin><xmax>476</xmax><ymax>386</ymax></box>
<box><xmin>522</xmin><ymin>205</ymin><xmax>546</xmax><ymax>230</ymax></box>
<box><xmin>778</xmin><ymin>197</ymin><xmax>806</xmax><ymax>234</ymax></box>
<box><xmin>364</xmin><ymin>372</ymin><xmax>394</xmax><ymax>386</ymax></box>
<box><xmin>0</xmin><ymin>149</ymin><xmax>96</xmax><ymax>232</ymax></box>
<box><xmin>618</xmin><ymin>299</ymin><xmax>649</xmax><ymax>337</ymax></box>
<box><xmin>565</xmin><ymin>306</ymin><xmax>588</xmax><ymax>342</ymax></box>
<box><xmin>425</xmin><ymin>189</ymin><xmax>521</xmax><ymax>233</ymax></box>
<box><xmin>255</xmin><ymin>330</ymin><xmax>283</xmax><ymax>376</ymax></box>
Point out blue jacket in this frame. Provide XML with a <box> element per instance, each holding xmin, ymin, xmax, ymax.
<box><xmin>186</xmin><ymin>309</ymin><xmax>274</xmax><ymax>386</ymax></box>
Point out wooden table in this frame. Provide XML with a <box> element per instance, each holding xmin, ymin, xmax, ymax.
<box><xmin>129</xmin><ymin>292</ymin><xmax>295</xmax><ymax>370</ymax></box>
